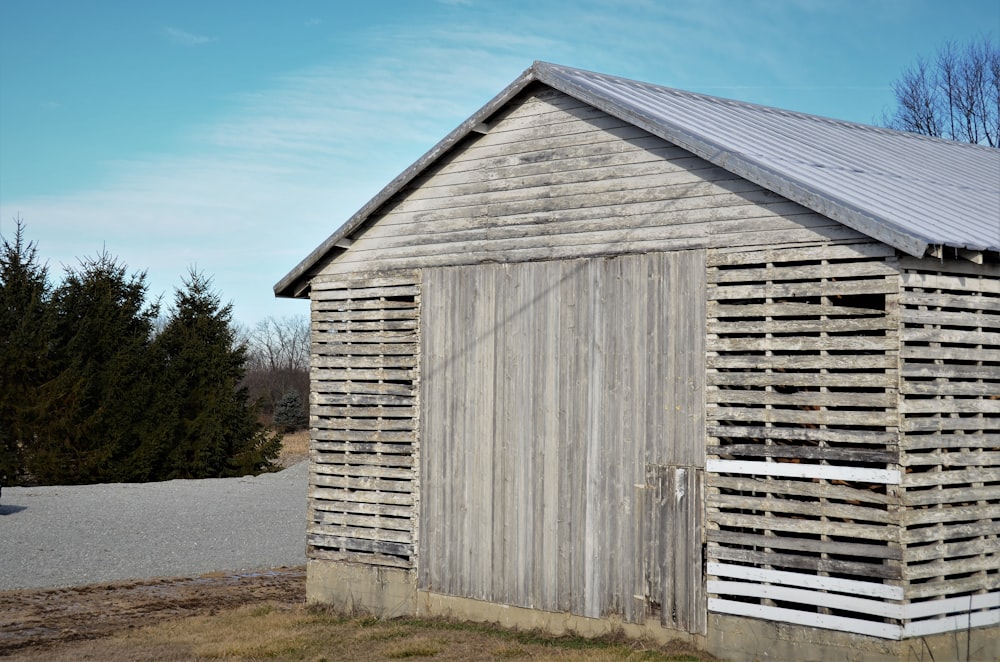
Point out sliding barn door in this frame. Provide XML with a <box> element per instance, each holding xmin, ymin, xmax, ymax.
<box><xmin>419</xmin><ymin>251</ymin><xmax>705</xmax><ymax>632</ymax></box>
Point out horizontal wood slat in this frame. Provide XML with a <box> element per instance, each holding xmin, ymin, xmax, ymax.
<box><xmin>707</xmin><ymin>528</ymin><xmax>900</xmax><ymax>559</ymax></box>
<box><xmin>707</xmin><ymin>474</ymin><xmax>896</xmax><ymax>505</ymax></box>
<box><xmin>901</xmin><ymin>271</ymin><xmax>1000</xmax><ymax>294</ymax></box>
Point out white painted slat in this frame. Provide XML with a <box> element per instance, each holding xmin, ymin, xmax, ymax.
<box><xmin>903</xmin><ymin>609</ymin><xmax>1000</xmax><ymax>638</ymax></box>
<box><xmin>708</xmin><ymin>598</ymin><xmax>903</xmax><ymax>639</ymax></box>
<box><xmin>903</xmin><ymin>591</ymin><xmax>1000</xmax><ymax>619</ymax></box>
<box><xmin>708</xmin><ymin>580</ymin><xmax>902</xmax><ymax>619</ymax></box>
<box><xmin>706</xmin><ymin>459</ymin><xmax>901</xmax><ymax>484</ymax></box>
<box><xmin>707</xmin><ymin>562</ymin><xmax>904</xmax><ymax>600</ymax></box>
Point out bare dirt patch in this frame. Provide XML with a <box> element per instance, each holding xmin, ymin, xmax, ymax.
<box><xmin>0</xmin><ymin>566</ymin><xmax>305</xmax><ymax>658</ymax></box>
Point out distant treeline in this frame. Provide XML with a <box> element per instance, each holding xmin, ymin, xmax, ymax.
<box><xmin>0</xmin><ymin>221</ymin><xmax>286</xmax><ymax>486</ymax></box>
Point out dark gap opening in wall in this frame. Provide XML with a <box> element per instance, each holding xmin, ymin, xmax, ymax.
<box><xmin>832</xmin><ymin>292</ymin><xmax>887</xmax><ymax>311</ymax></box>
<box><xmin>828</xmin><ymin>606</ymin><xmax>893</xmax><ymax>623</ymax></box>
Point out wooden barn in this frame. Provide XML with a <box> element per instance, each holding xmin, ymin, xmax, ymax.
<box><xmin>275</xmin><ymin>62</ymin><xmax>1000</xmax><ymax>661</ymax></box>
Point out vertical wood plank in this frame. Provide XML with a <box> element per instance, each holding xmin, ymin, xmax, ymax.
<box><xmin>537</xmin><ymin>261</ymin><xmax>562</xmax><ymax>609</ymax></box>
<box><xmin>584</xmin><ymin>257</ymin><xmax>604</xmax><ymax>618</ymax></box>
<box><xmin>557</xmin><ymin>258</ymin><xmax>585</xmax><ymax>613</ymax></box>
<box><xmin>681</xmin><ymin>250</ymin><xmax>708</xmax><ymax>469</ymax></box>
<box><xmin>471</xmin><ymin>265</ymin><xmax>497</xmax><ymax>600</ymax></box>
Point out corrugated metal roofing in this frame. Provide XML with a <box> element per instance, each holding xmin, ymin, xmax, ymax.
<box><xmin>275</xmin><ymin>62</ymin><xmax>1000</xmax><ymax>297</ymax></box>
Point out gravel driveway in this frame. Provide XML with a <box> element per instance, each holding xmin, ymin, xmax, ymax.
<box><xmin>0</xmin><ymin>461</ymin><xmax>308</xmax><ymax>590</ymax></box>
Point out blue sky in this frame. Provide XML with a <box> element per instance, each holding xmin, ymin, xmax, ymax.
<box><xmin>1</xmin><ymin>0</ymin><xmax>998</xmax><ymax>325</ymax></box>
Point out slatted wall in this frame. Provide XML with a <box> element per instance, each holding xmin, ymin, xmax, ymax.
<box><xmin>704</xmin><ymin>243</ymin><xmax>908</xmax><ymax>639</ymax></box>
<box><xmin>897</xmin><ymin>258</ymin><xmax>1000</xmax><ymax>637</ymax></box>
<box><xmin>307</xmin><ymin>272</ymin><xmax>420</xmax><ymax>569</ymax></box>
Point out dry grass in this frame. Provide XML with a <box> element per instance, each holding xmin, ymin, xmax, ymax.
<box><xmin>14</xmin><ymin>603</ymin><xmax>715</xmax><ymax>661</ymax></box>
<box><xmin>278</xmin><ymin>429</ymin><xmax>310</xmax><ymax>467</ymax></box>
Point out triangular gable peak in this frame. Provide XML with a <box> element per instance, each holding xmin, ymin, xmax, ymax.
<box><xmin>275</xmin><ymin>62</ymin><xmax>1000</xmax><ymax>297</ymax></box>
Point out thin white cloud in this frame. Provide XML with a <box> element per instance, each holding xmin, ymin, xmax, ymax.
<box><xmin>162</xmin><ymin>26</ymin><xmax>216</xmax><ymax>47</ymax></box>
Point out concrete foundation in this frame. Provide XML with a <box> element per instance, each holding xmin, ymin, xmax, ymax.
<box><xmin>307</xmin><ymin>561</ymin><xmax>1000</xmax><ymax>661</ymax></box>
<box><xmin>706</xmin><ymin>612</ymin><xmax>999</xmax><ymax>662</ymax></box>
<box><xmin>305</xmin><ymin>560</ymin><xmax>416</xmax><ymax>618</ymax></box>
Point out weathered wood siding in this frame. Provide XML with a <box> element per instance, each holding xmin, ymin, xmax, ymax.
<box><xmin>896</xmin><ymin>257</ymin><xmax>1000</xmax><ymax>637</ymax></box>
<box><xmin>705</xmin><ymin>242</ymin><xmax>908</xmax><ymax>639</ymax></box>
<box><xmin>419</xmin><ymin>251</ymin><xmax>706</xmax><ymax>631</ymax></box>
<box><xmin>301</xmin><ymin>79</ymin><xmax>998</xmax><ymax>644</ymax></box>
<box><xmin>308</xmin><ymin>272</ymin><xmax>420</xmax><ymax>568</ymax></box>
<box><xmin>316</xmin><ymin>87</ymin><xmax>869</xmax><ymax>279</ymax></box>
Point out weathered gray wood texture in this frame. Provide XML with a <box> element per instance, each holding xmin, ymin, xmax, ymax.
<box><xmin>705</xmin><ymin>243</ymin><xmax>908</xmax><ymax>633</ymax></box>
<box><xmin>418</xmin><ymin>251</ymin><xmax>706</xmax><ymax>629</ymax></box>
<box><xmin>315</xmin><ymin>87</ymin><xmax>870</xmax><ymax>279</ymax></box>
<box><xmin>704</xmin><ymin>245</ymin><xmax>1000</xmax><ymax>638</ymax></box>
<box><xmin>640</xmin><ymin>464</ymin><xmax>706</xmax><ymax>634</ymax></box>
<box><xmin>307</xmin><ymin>273</ymin><xmax>421</xmax><ymax>568</ymax></box>
<box><xmin>897</xmin><ymin>258</ymin><xmax>1000</xmax><ymax>625</ymax></box>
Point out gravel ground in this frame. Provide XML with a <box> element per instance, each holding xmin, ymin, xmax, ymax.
<box><xmin>0</xmin><ymin>461</ymin><xmax>308</xmax><ymax>591</ymax></box>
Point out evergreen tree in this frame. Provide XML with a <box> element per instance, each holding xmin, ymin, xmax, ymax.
<box><xmin>153</xmin><ymin>270</ymin><xmax>280</xmax><ymax>479</ymax></box>
<box><xmin>29</xmin><ymin>251</ymin><xmax>158</xmax><ymax>484</ymax></box>
<box><xmin>0</xmin><ymin>220</ymin><xmax>52</xmax><ymax>486</ymax></box>
<box><xmin>274</xmin><ymin>389</ymin><xmax>308</xmax><ymax>432</ymax></box>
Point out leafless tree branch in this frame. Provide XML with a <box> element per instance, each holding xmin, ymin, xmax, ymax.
<box><xmin>883</xmin><ymin>35</ymin><xmax>999</xmax><ymax>146</ymax></box>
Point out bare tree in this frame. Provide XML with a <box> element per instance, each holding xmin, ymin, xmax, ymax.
<box><xmin>883</xmin><ymin>36</ymin><xmax>999</xmax><ymax>146</ymax></box>
<box><xmin>245</xmin><ymin>315</ymin><xmax>310</xmax><ymax>374</ymax></box>
<box><xmin>240</xmin><ymin>315</ymin><xmax>310</xmax><ymax>423</ymax></box>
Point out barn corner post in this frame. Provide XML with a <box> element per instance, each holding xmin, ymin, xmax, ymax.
<box><xmin>304</xmin><ymin>271</ymin><xmax>423</xmax><ymax>617</ymax></box>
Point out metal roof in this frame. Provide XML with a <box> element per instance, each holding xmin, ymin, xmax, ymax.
<box><xmin>276</xmin><ymin>62</ymin><xmax>1000</xmax><ymax>297</ymax></box>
